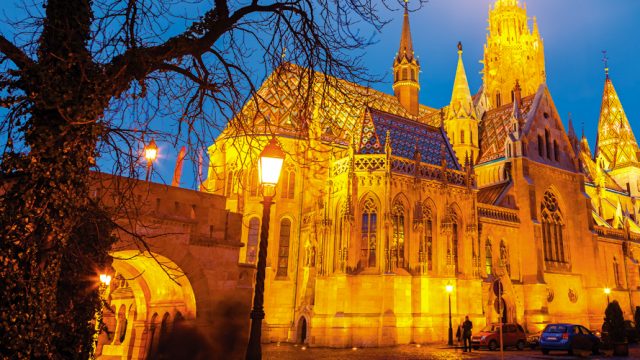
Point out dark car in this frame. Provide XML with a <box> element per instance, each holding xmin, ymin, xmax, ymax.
<box><xmin>471</xmin><ymin>323</ymin><xmax>527</xmax><ymax>351</ymax></box>
<box><xmin>527</xmin><ymin>331</ymin><xmax>541</xmax><ymax>349</ymax></box>
<box><xmin>624</xmin><ymin>320</ymin><xmax>639</xmax><ymax>343</ymax></box>
<box><xmin>539</xmin><ymin>323</ymin><xmax>600</xmax><ymax>355</ymax></box>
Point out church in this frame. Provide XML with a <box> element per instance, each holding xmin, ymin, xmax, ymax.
<box><xmin>204</xmin><ymin>0</ymin><xmax>640</xmax><ymax>347</ymax></box>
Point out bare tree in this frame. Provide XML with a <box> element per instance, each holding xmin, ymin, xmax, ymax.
<box><xmin>0</xmin><ymin>0</ymin><xmax>425</xmax><ymax>357</ymax></box>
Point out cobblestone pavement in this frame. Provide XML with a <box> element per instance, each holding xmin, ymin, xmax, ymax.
<box><xmin>264</xmin><ymin>343</ymin><xmax>640</xmax><ymax>360</ymax></box>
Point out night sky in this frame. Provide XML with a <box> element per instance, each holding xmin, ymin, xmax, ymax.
<box><xmin>1</xmin><ymin>0</ymin><xmax>639</xmax><ymax>187</ymax></box>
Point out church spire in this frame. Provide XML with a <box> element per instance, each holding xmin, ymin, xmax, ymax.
<box><xmin>447</xmin><ymin>42</ymin><xmax>476</xmax><ymax>121</ymax></box>
<box><xmin>595</xmin><ymin>63</ymin><xmax>639</xmax><ymax>170</ymax></box>
<box><xmin>396</xmin><ymin>0</ymin><xmax>415</xmax><ymax>64</ymax></box>
<box><xmin>393</xmin><ymin>0</ymin><xmax>421</xmax><ymax>116</ymax></box>
<box><xmin>445</xmin><ymin>42</ymin><xmax>479</xmax><ymax>165</ymax></box>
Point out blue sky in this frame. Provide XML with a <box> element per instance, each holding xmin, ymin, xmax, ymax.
<box><xmin>1</xmin><ymin>0</ymin><xmax>639</xmax><ymax>188</ymax></box>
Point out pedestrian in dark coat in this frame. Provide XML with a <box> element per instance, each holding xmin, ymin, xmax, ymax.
<box><xmin>462</xmin><ymin>315</ymin><xmax>473</xmax><ymax>352</ymax></box>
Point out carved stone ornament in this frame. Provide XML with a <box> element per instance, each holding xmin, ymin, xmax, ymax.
<box><xmin>568</xmin><ymin>288</ymin><xmax>578</xmax><ymax>303</ymax></box>
<box><xmin>546</xmin><ymin>288</ymin><xmax>554</xmax><ymax>303</ymax></box>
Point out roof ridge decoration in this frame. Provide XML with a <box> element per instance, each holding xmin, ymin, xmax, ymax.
<box><xmin>447</xmin><ymin>42</ymin><xmax>477</xmax><ymax>121</ymax></box>
<box><xmin>595</xmin><ymin>67</ymin><xmax>639</xmax><ymax>170</ymax></box>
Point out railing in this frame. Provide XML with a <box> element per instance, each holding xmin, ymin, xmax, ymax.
<box><xmin>593</xmin><ymin>226</ymin><xmax>626</xmax><ymax>240</ymax></box>
<box><xmin>477</xmin><ymin>204</ymin><xmax>520</xmax><ymax>223</ymax></box>
<box><xmin>330</xmin><ymin>154</ymin><xmax>468</xmax><ymax>187</ymax></box>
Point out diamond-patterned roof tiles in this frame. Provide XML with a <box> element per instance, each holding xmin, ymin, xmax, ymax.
<box><xmin>359</xmin><ymin>108</ymin><xmax>459</xmax><ymax>170</ymax></box>
<box><xmin>478</xmin><ymin>95</ymin><xmax>536</xmax><ymax>164</ymax></box>
<box><xmin>223</xmin><ymin>64</ymin><xmax>436</xmax><ymax>142</ymax></box>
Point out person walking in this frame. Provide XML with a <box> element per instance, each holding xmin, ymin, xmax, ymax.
<box><xmin>462</xmin><ymin>315</ymin><xmax>473</xmax><ymax>352</ymax></box>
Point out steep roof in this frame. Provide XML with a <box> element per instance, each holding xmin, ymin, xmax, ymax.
<box><xmin>447</xmin><ymin>43</ymin><xmax>477</xmax><ymax>121</ymax></box>
<box><xmin>478</xmin><ymin>94</ymin><xmax>536</xmax><ymax>164</ymax></box>
<box><xmin>223</xmin><ymin>64</ymin><xmax>436</xmax><ymax>142</ymax></box>
<box><xmin>359</xmin><ymin>108</ymin><xmax>460</xmax><ymax>170</ymax></box>
<box><xmin>595</xmin><ymin>75</ymin><xmax>639</xmax><ymax>169</ymax></box>
<box><xmin>478</xmin><ymin>181</ymin><xmax>511</xmax><ymax>205</ymax></box>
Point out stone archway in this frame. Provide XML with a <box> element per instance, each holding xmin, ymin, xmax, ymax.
<box><xmin>97</xmin><ymin>250</ymin><xmax>197</xmax><ymax>360</ymax></box>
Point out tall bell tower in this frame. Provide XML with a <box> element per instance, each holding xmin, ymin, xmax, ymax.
<box><xmin>483</xmin><ymin>0</ymin><xmax>546</xmax><ymax>109</ymax></box>
<box><xmin>393</xmin><ymin>0</ymin><xmax>421</xmax><ymax>116</ymax></box>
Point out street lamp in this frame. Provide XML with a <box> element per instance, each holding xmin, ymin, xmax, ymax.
<box><xmin>446</xmin><ymin>284</ymin><xmax>454</xmax><ymax>346</ymax></box>
<box><xmin>246</xmin><ymin>137</ymin><xmax>285</xmax><ymax>360</ymax></box>
<box><xmin>91</xmin><ymin>273</ymin><xmax>112</xmax><ymax>359</ymax></box>
<box><xmin>604</xmin><ymin>287</ymin><xmax>611</xmax><ymax>304</ymax></box>
<box><xmin>144</xmin><ymin>138</ymin><xmax>158</xmax><ymax>181</ymax></box>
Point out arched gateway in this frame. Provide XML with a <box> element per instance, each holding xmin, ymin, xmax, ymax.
<box><xmin>92</xmin><ymin>175</ymin><xmax>254</xmax><ymax>359</ymax></box>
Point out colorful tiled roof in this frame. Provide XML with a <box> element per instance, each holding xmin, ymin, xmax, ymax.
<box><xmin>358</xmin><ymin>108</ymin><xmax>460</xmax><ymax>170</ymax></box>
<box><xmin>478</xmin><ymin>95</ymin><xmax>536</xmax><ymax>164</ymax></box>
<box><xmin>224</xmin><ymin>64</ymin><xmax>436</xmax><ymax>142</ymax></box>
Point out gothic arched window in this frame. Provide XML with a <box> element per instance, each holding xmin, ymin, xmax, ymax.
<box><xmin>361</xmin><ymin>199</ymin><xmax>377</xmax><ymax>268</ymax></box>
<box><xmin>246</xmin><ymin>217</ymin><xmax>260</xmax><ymax>264</ymax></box>
<box><xmin>538</xmin><ymin>135</ymin><xmax>544</xmax><ymax>157</ymax></box>
<box><xmin>500</xmin><ymin>240</ymin><xmax>510</xmax><ymax>276</ymax></box>
<box><xmin>485</xmin><ymin>240</ymin><xmax>493</xmax><ymax>276</ymax></box>
<box><xmin>545</xmin><ymin>129</ymin><xmax>551</xmax><ymax>160</ymax></box>
<box><xmin>614</xmin><ymin>256</ymin><xmax>622</xmax><ymax>288</ymax></box>
<box><xmin>422</xmin><ymin>203</ymin><xmax>434</xmax><ymax>271</ymax></box>
<box><xmin>249</xmin><ymin>167</ymin><xmax>259</xmax><ymax>197</ymax></box>
<box><xmin>392</xmin><ymin>200</ymin><xmax>406</xmax><ymax>268</ymax></box>
<box><xmin>444</xmin><ymin>207</ymin><xmax>459</xmax><ymax>274</ymax></box>
<box><xmin>553</xmin><ymin>140</ymin><xmax>559</xmax><ymax>161</ymax></box>
<box><xmin>402</xmin><ymin>68</ymin><xmax>408</xmax><ymax>80</ymax></box>
<box><xmin>280</xmin><ymin>165</ymin><xmax>296</xmax><ymax>199</ymax></box>
<box><xmin>541</xmin><ymin>191</ymin><xmax>568</xmax><ymax>266</ymax></box>
<box><xmin>460</xmin><ymin>130</ymin><xmax>465</xmax><ymax>144</ymax></box>
<box><xmin>277</xmin><ymin>219</ymin><xmax>291</xmax><ymax>277</ymax></box>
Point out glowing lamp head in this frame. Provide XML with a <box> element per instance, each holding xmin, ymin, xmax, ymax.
<box><xmin>99</xmin><ymin>274</ymin><xmax>112</xmax><ymax>286</ymax></box>
<box><xmin>445</xmin><ymin>284</ymin><xmax>454</xmax><ymax>293</ymax></box>
<box><xmin>258</xmin><ymin>137</ymin><xmax>285</xmax><ymax>187</ymax></box>
<box><xmin>144</xmin><ymin>139</ymin><xmax>158</xmax><ymax>162</ymax></box>
<box><xmin>604</xmin><ymin>287</ymin><xmax>611</xmax><ymax>295</ymax></box>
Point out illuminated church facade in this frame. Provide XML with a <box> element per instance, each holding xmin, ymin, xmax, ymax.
<box><xmin>205</xmin><ymin>0</ymin><xmax>640</xmax><ymax>347</ymax></box>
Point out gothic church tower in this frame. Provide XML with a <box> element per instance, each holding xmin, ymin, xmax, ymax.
<box><xmin>483</xmin><ymin>0</ymin><xmax>545</xmax><ymax>109</ymax></box>
<box><xmin>393</xmin><ymin>1</ymin><xmax>420</xmax><ymax>116</ymax></box>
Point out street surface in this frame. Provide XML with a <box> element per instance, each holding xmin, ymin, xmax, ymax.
<box><xmin>264</xmin><ymin>343</ymin><xmax>640</xmax><ymax>360</ymax></box>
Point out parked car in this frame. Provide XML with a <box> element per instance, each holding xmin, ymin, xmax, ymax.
<box><xmin>601</xmin><ymin>320</ymin><xmax>640</xmax><ymax>344</ymax></box>
<box><xmin>527</xmin><ymin>331</ymin><xmax>541</xmax><ymax>349</ymax></box>
<box><xmin>471</xmin><ymin>323</ymin><xmax>527</xmax><ymax>351</ymax></box>
<box><xmin>539</xmin><ymin>323</ymin><xmax>600</xmax><ymax>355</ymax></box>
<box><xmin>624</xmin><ymin>320</ymin><xmax>639</xmax><ymax>343</ymax></box>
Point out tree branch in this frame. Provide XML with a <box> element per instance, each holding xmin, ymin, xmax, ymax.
<box><xmin>0</xmin><ymin>35</ymin><xmax>34</xmax><ymax>69</ymax></box>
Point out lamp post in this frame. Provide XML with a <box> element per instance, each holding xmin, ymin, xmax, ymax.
<box><xmin>604</xmin><ymin>287</ymin><xmax>611</xmax><ymax>304</ymax></box>
<box><xmin>246</xmin><ymin>137</ymin><xmax>285</xmax><ymax>360</ymax></box>
<box><xmin>446</xmin><ymin>284</ymin><xmax>454</xmax><ymax>346</ymax></box>
<box><xmin>91</xmin><ymin>274</ymin><xmax>112</xmax><ymax>359</ymax></box>
<box><xmin>144</xmin><ymin>138</ymin><xmax>158</xmax><ymax>182</ymax></box>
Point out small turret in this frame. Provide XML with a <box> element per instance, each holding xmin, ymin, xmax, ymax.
<box><xmin>445</xmin><ymin>42</ymin><xmax>479</xmax><ymax>165</ymax></box>
<box><xmin>392</xmin><ymin>1</ymin><xmax>421</xmax><ymax>116</ymax></box>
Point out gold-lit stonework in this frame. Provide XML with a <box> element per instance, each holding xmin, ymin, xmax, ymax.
<box><xmin>204</xmin><ymin>0</ymin><xmax>640</xmax><ymax>348</ymax></box>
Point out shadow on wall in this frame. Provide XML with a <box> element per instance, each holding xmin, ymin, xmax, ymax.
<box><xmin>147</xmin><ymin>300</ymin><xmax>247</xmax><ymax>360</ymax></box>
